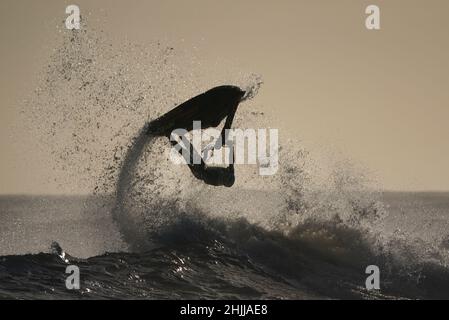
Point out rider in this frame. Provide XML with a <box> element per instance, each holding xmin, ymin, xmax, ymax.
<box><xmin>147</xmin><ymin>86</ymin><xmax>246</xmax><ymax>187</ymax></box>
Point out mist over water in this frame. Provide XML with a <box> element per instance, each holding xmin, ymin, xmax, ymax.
<box><xmin>6</xmin><ymin>20</ymin><xmax>449</xmax><ymax>299</ymax></box>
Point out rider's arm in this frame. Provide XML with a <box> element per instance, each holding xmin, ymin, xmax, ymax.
<box><xmin>220</xmin><ymin>104</ymin><xmax>238</xmax><ymax>145</ymax></box>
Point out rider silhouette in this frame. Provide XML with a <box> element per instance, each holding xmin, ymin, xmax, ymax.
<box><xmin>147</xmin><ymin>86</ymin><xmax>246</xmax><ymax>187</ymax></box>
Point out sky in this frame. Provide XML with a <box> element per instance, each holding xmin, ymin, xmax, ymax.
<box><xmin>1</xmin><ymin>0</ymin><xmax>449</xmax><ymax>193</ymax></box>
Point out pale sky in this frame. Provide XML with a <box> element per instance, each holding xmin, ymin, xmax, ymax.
<box><xmin>1</xmin><ymin>0</ymin><xmax>449</xmax><ymax>193</ymax></box>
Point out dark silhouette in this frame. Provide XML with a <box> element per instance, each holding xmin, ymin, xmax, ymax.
<box><xmin>147</xmin><ymin>85</ymin><xmax>246</xmax><ymax>187</ymax></box>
